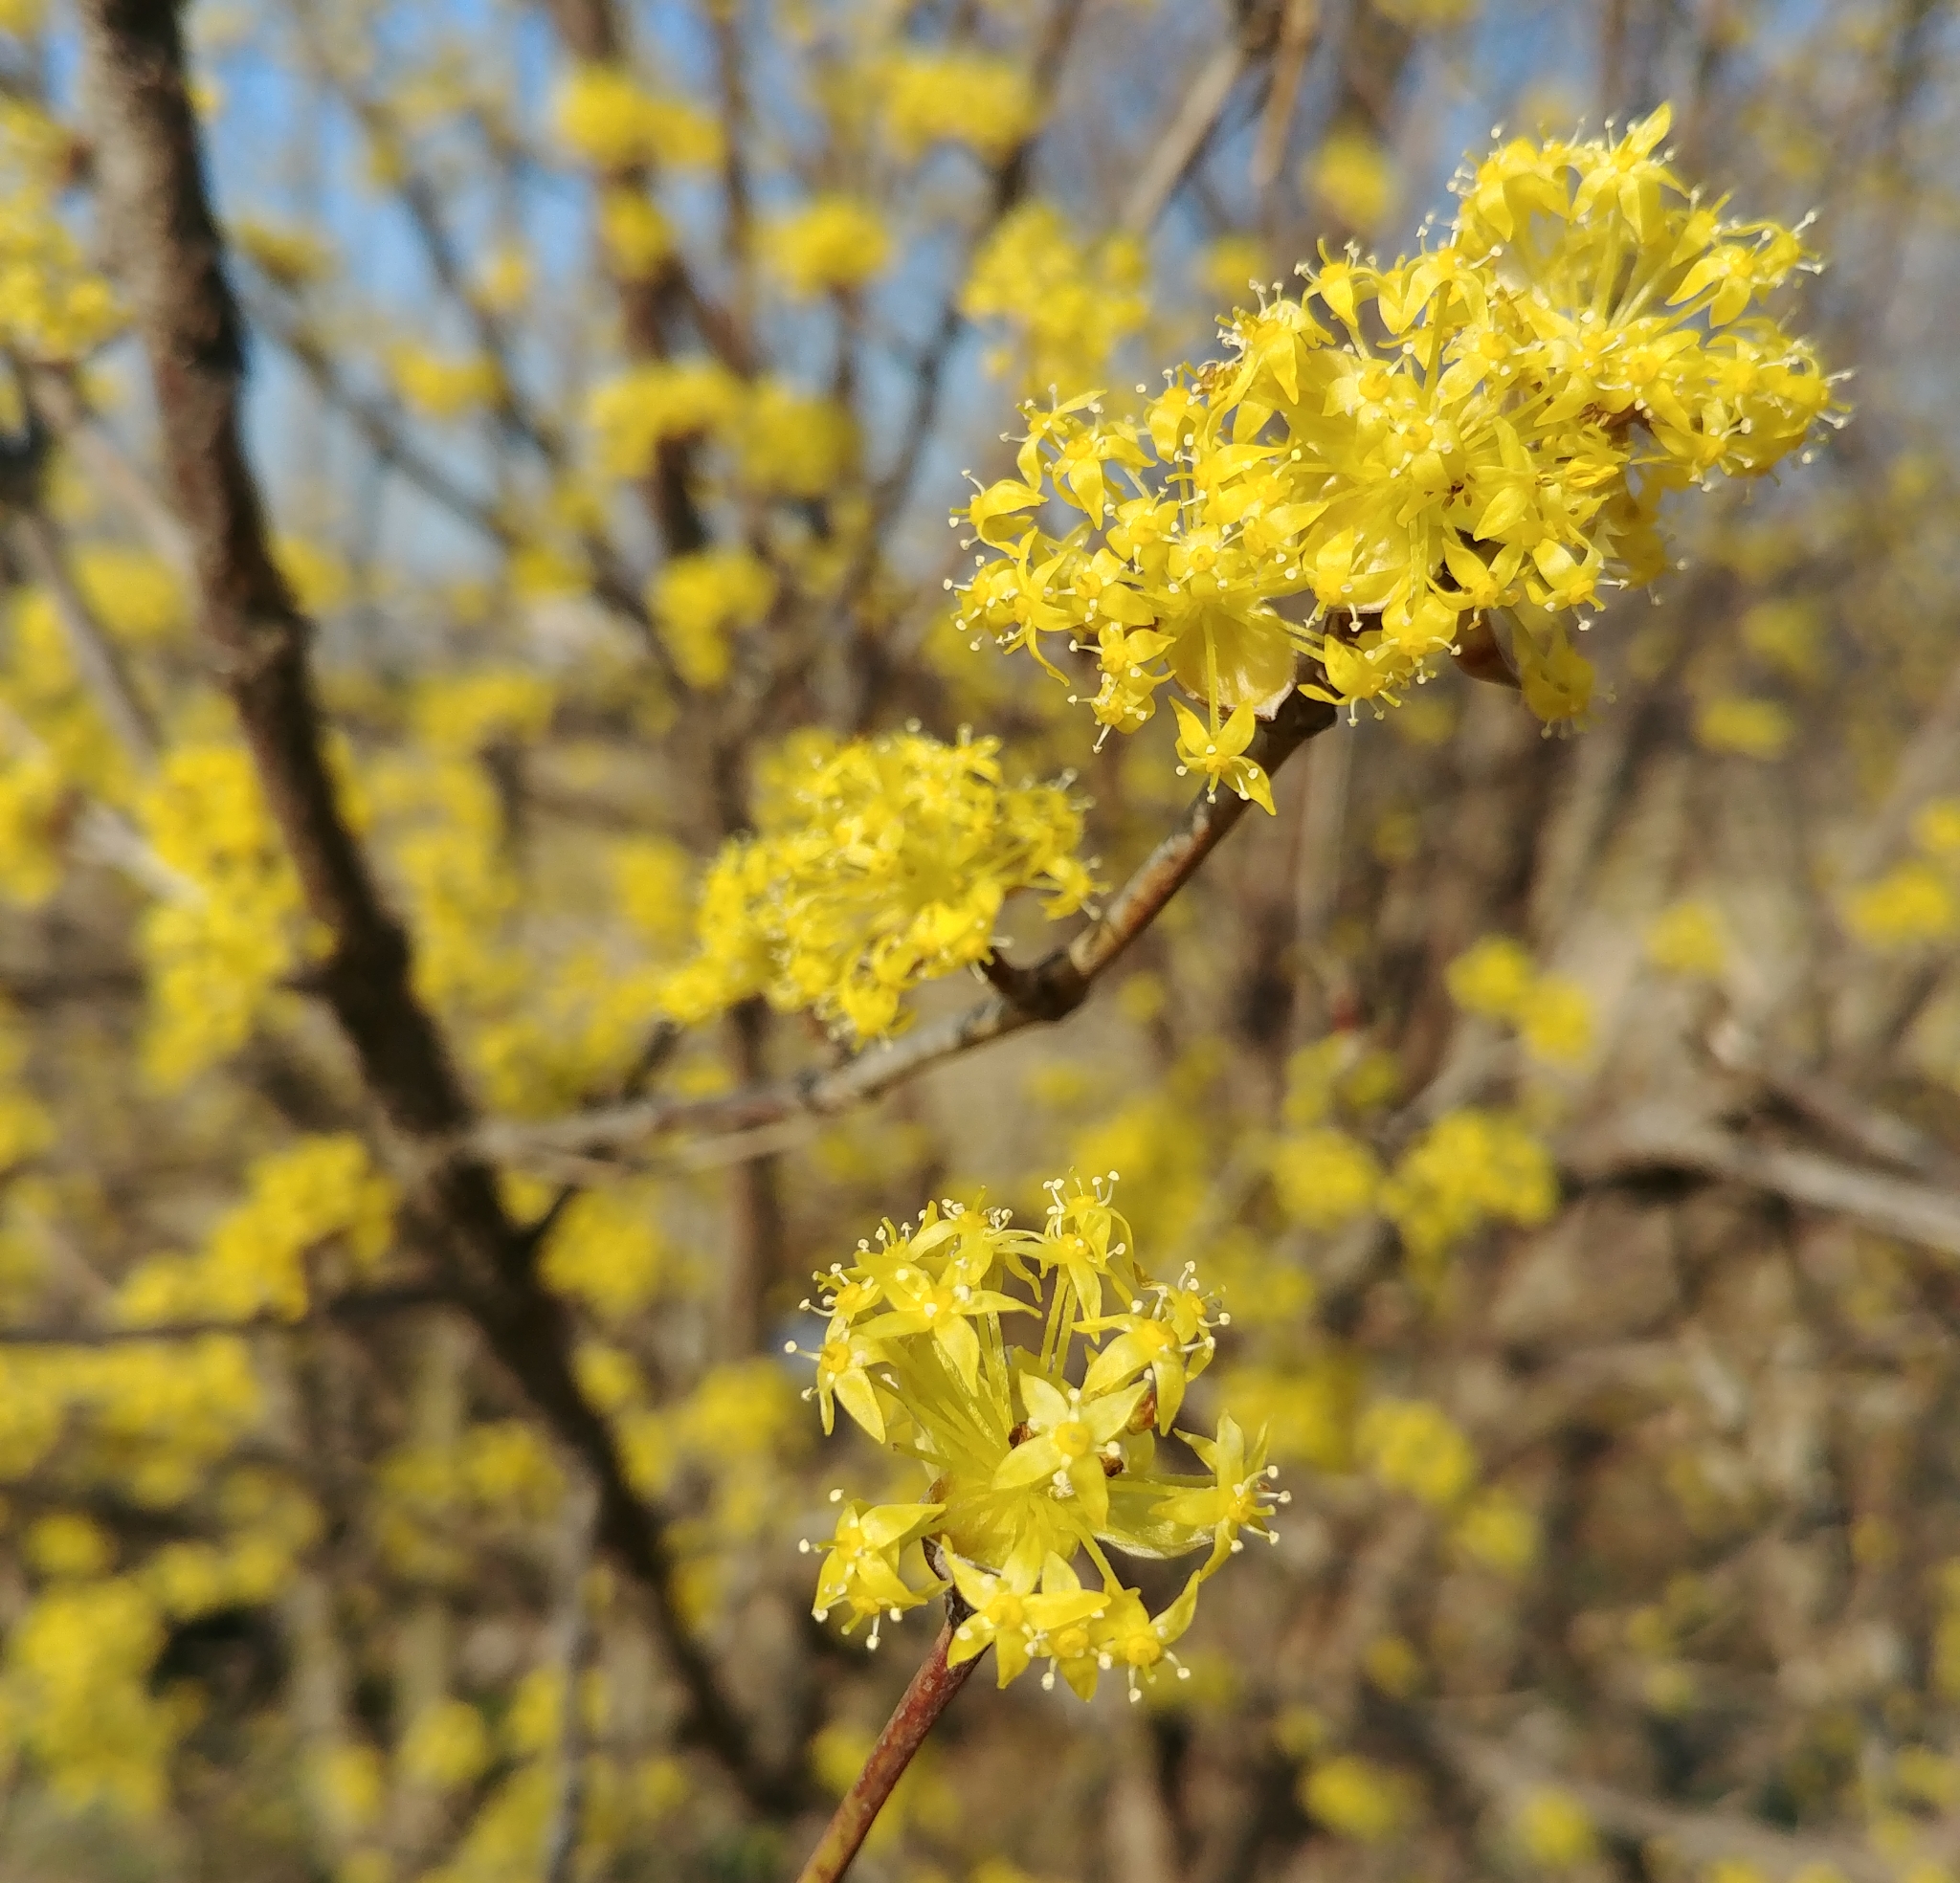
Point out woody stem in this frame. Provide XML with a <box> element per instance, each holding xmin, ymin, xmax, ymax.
<box><xmin>793</xmin><ymin>1614</ymin><xmax>980</xmax><ymax>1883</ymax></box>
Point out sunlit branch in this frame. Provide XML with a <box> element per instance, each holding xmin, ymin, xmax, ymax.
<box><xmin>479</xmin><ymin>688</ymin><xmax>1338</xmax><ymax>1169</ymax></box>
<box><xmin>78</xmin><ymin>0</ymin><xmax>791</xmax><ymax>1814</ymax></box>
<box><xmin>0</xmin><ymin>1283</ymin><xmax>451</xmax><ymax>1346</ymax></box>
<box><xmin>793</xmin><ymin>1612</ymin><xmax>980</xmax><ymax>1883</ymax></box>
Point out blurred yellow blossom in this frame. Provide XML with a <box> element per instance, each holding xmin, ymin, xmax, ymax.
<box><xmin>1515</xmin><ymin>1787</ymin><xmax>1598</xmax><ymax>1867</ymax></box>
<box><xmin>1301</xmin><ymin>1754</ymin><xmax>1414</xmax><ymax>1842</ymax></box>
<box><xmin>553</xmin><ymin>64</ymin><xmax>722</xmax><ymax>169</ymax></box>
<box><xmin>880</xmin><ymin>53</ymin><xmax>1035</xmax><ymax>162</ymax></box>
<box><xmin>767</xmin><ymin>195</ymin><xmax>891</xmax><ymax>299</ymax></box>
<box><xmin>1380</xmin><ymin>1108</ymin><xmax>1557</xmax><ymax>1264</ymax></box>
<box><xmin>658</xmin><ymin>729</ymin><xmax>1096</xmax><ymax>1040</ymax></box>
<box><xmin>1696</xmin><ymin>696</ymin><xmax>1794</xmax><ymax>761</ymax></box>
<box><xmin>1447</xmin><ymin>934</ymin><xmax>1537</xmax><ymax>1018</ymax></box>
<box><xmin>962</xmin><ymin>203</ymin><xmax>1148</xmax><ymax>395</ymax></box>
<box><xmin>588</xmin><ymin>360</ymin><xmax>742</xmax><ymax>477</ymax></box>
<box><xmin>1270</xmin><ymin>1125</ymin><xmax>1381</xmax><ymax>1229</ymax></box>
<box><xmin>650</xmin><ymin>547</ymin><xmax>775</xmax><ymax>689</ymax></box>
<box><xmin>1845</xmin><ymin>862</ymin><xmax>1959</xmax><ymax>952</ymax></box>
<box><xmin>1308</xmin><ymin>127</ymin><xmax>1399</xmax><ymax>232</ymax></box>
<box><xmin>388</xmin><ymin>344</ymin><xmax>501</xmax><ymax>420</ymax></box>
<box><xmin>598</xmin><ymin>188</ymin><xmax>674</xmax><ymax>277</ymax></box>
<box><xmin>1453</xmin><ymin>1485</ymin><xmax>1540</xmax><ymax>1572</ymax></box>
<box><xmin>1646</xmin><ymin>899</ymin><xmax>1729</xmax><ymax>977</ymax></box>
<box><xmin>1357</xmin><ymin>1397</ymin><xmax>1478</xmax><ymax>1504</ymax></box>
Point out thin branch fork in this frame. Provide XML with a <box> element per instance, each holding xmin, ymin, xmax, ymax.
<box><xmin>477</xmin><ymin>690</ymin><xmax>1339</xmax><ymax>1171</ymax></box>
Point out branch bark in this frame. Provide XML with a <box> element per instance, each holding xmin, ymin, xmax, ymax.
<box><xmin>1568</xmin><ymin>1106</ymin><xmax>1960</xmax><ymax>1258</ymax></box>
<box><xmin>77</xmin><ymin>0</ymin><xmax>788</xmax><ymax>1814</ymax></box>
<box><xmin>793</xmin><ymin>1616</ymin><xmax>980</xmax><ymax>1883</ymax></box>
<box><xmin>479</xmin><ymin>689</ymin><xmax>1340</xmax><ymax>1169</ymax></box>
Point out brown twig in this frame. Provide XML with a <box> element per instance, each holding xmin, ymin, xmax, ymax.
<box><xmin>793</xmin><ymin>1616</ymin><xmax>981</xmax><ymax>1883</ymax></box>
<box><xmin>11</xmin><ymin>506</ymin><xmax>162</xmax><ymax>768</ymax></box>
<box><xmin>1566</xmin><ymin>1105</ymin><xmax>1960</xmax><ymax>1256</ymax></box>
<box><xmin>477</xmin><ymin>689</ymin><xmax>1340</xmax><ymax>1169</ymax></box>
<box><xmin>0</xmin><ymin>1282</ymin><xmax>451</xmax><ymax>1346</ymax></box>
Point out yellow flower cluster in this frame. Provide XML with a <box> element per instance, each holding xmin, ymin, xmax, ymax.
<box><xmin>1271</xmin><ymin>1125</ymin><xmax>1382</xmax><ymax>1229</ymax></box>
<box><xmin>598</xmin><ymin>188</ymin><xmax>674</xmax><ymax>277</ymax></box>
<box><xmin>1445</xmin><ymin>933</ymin><xmax>1594</xmax><ymax>1066</ymax></box>
<box><xmin>961</xmin><ymin>202</ymin><xmax>1148</xmax><ymax>397</ymax></box>
<box><xmin>1378</xmin><ymin>1106</ymin><xmax>1558</xmax><ymax>1269</ymax></box>
<box><xmin>552</xmin><ymin>64</ymin><xmax>722</xmax><ymax>171</ymax></box>
<box><xmin>1356</xmin><ymin>1396</ymin><xmax>1478</xmax><ymax>1504</ymax></box>
<box><xmin>657</xmin><ymin>729</ymin><xmax>1097</xmax><ymax>1040</ymax></box>
<box><xmin>0</xmin><ymin>101</ymin><xmax>120</xmax><ymax>359</ymax></box>
<box><xmin>118</xmin><ymin>1135</ymin><xmax>396</xmax><ymax>1327</ymax></box>
<box><xmin>954</xmin><ymin>105</ymin><xmax>1833</xmax><ymax>803</ymax></box>
<box><xmin>0</xmin><ymin>1577</ymin><xmax>182</xmax><ymax>1816</ymax></box>
<box><xmin>587</xmin><ymin>363</ymin><xmax>855</xmax><ymax>499</ymax></box>
<box><xmin>1645</xmin><ymin>898</ymin><xmax>1729</xmax><ymax>977</ymax></box>
<box><xmin>880</xmin><ymin>53</ymin><xmax>1035</xmax><ymax>163</ymax></box>
<box><xmin>0</xmin><ymin>1335</ymin><xmax>262</xmax><ymax>1501</ymax></box>
<box><xmin>1301</xmin><ymin>1753</ymin><xmax>1414</xmax><ymax>1843</ymax></box>
<box><xmin>649</xmin><ymin>547</ymin><xmax>774</xmax><ymax>689</ymax></box>
<box><xmin>540</xmin><ymin>1184</ymin><xmax>669</xmax><ymax>1322</ymax></box>
<box><xmin>0</xmin><ymin>734</ymin><xmax>64</xmax><ymax>903</ymax></box>
<box><xmin>1844</xmin><ymin>804</ymin><xmax>1960</xmax><ymax>952</ymax></box>
<box><xmin>588</xmin><ymin>360</ymin><xmax>742</xmax><ymax>477</ymax></box>
<box><xmin>138</xmin><ymin>743</ymin><xmax>312</xmax><ymax>1085</ymax></box>
<box><xmin>388</xmin><ymin>343</ymin><xmax>501</xmax><ymax>421</ymax></box>
<box><xmin>795</xmin><ymin>1174</ymin><xmax>1282</xmax><ymax>1698</ymax></box>
<box><xmin>766</xmin><ymin>194</ymin><xmax>890</xmax><ymax>299</ymax></box>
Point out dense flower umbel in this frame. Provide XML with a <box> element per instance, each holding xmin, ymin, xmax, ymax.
<box><xmin>952</xmin><ymin>104</ymin><xmax>1835</xmax><ymax>808</ymax></box>
<box><xmin>658</xmin><ymin>730</ymin><xmax>1098</xmax><ymax>1041</ymax></box>
<box><xmin>793</xmin><ymin>1175</ymin><xmax>1283</xmax><ymax>1698</ymax></box>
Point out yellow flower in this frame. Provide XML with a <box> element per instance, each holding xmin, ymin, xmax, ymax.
<box><xmin>1519</xmin><ymin>976</ymin><xmax>1593</xmax><ymax>1067</ymax></box>
<box><xmin>1270</xmin><ymin>1127</ymin><xmax>1380</xmax><ymax>1229</ymax></box>
<box><xmin>1170</xmin><ymin>699</ymin><xmax>1276</xmax><ymax>812</ymax></box>
<box><xmin>1845</xmin><ymin>862</ymin><xmax>1959</xmax><ymax>952</ymax></box>
<box><xmin>1301</xmin><ymin>1755</ymin><xmax>1414</xmax><ymax>1843</ymax></box>
<box><xmin>553</xmin><ymin>64</ymin><xmax>721</xmax><ymax>170</ymax></box>
<box><xmin>809</xmin><ymin>1499</ymin><xmax>945</xmax><ymax>1642</ymax></box>
<box><xmin>1308</xmin><ymin>127</ymin><xmax>1399</xmax><ymax>232</ymax></box>
<box><xmin>880</xmin><ymin>53</ymin><xmax>1035</xmax><ymax>162</ymax></box>
<box><xmin>956</xmin><ymin>107</ymin><xmax>1835</xmax><ymax>783</ymax></box>
<box><xmin>1646</xmin><ymin>900</ymin><xmax>1728</xmax><ymax>977</ymax></box>
<box><xmin>946</xmin><ymin>1552</ymin><xmax>1108</xmax><ymax>1687</ymax></box>
<box><xmin>1446</xmin><ymin>935</ymin><xmax>1536</xmax><ymax>1019</ymax></box>
<box><xmin>1358</xmin><ymin>1398</ymin><xmax>1477</xmax><ymax>1505</ymax></box>
<box><xmin>1695</xmin><ymin>696</ymin><xmax>1794</xmax><ymax>760</ymax></box>
<box><xmin>796</xmin><ymin>1177</ymin><xmax>1268</xmax><ymax>1693</ymax></box>
<box><xmin>649</xmin><ymin>548</ymin><xmax>775</xmax><ymax>689</ymax></box>
<box><xmin>657</xmin><ymin>729</ymin><xmax>1096</xmax><ymax>1041</ymax></box>
<box><xmin>1148</xmin><ymin>1414</ymin><xmax>1282</xmax><ymax>1568</ymax></box>
<box><xmin>767</xmin><ymin>195</ymin><xmax>890</xmax><ymax>299</ymax></box>
<box><xmin>598</xmin><ymin>188</ymin><xmax>673</xmax><ymax>277</ymax></box>
<box><xmin>1379</xmin><ymin>1108</ymin><xmax>1557</xmax><ymax>1266</ymax></box>
<box><xmin>1515</xmin><ymin>1787</ymin><xmax>1598</xmax><ymax>1867</ymax></box>
<box><xmin>387</xmin><ymin>344</ymin><xmax>501</xmax><ymax>420</ymax></box>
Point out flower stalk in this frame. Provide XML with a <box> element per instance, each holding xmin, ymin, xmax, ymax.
<box><xmin>794</xmin><ymin>1607</ymin><xmax>980</xmax><ymax>1883</ymax></box>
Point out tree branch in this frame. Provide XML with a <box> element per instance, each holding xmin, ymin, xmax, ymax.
<box><xmin>1568</xmin><ymin>1106</ymin><xmax>1960</xmax><ymax>1258</ymax></box>
<box><xmin>0</xmin><ymin>1283</ymin><xmax>450</xmax><ymax>1346</ymax></box>
<box><xmin>793</xmin><ymin>1613</ymin><xmax>979</xmax><ymax>1883</ymax></box>
<box><xmin>77</xmin><ymin>0</ymin><xmax>788</xmax><ymax>1813</ymax></box>
<box><xmin>478</xmin><ymin>689</ymin><xmax>1338</xmax><ymax>1168</ymax></box>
